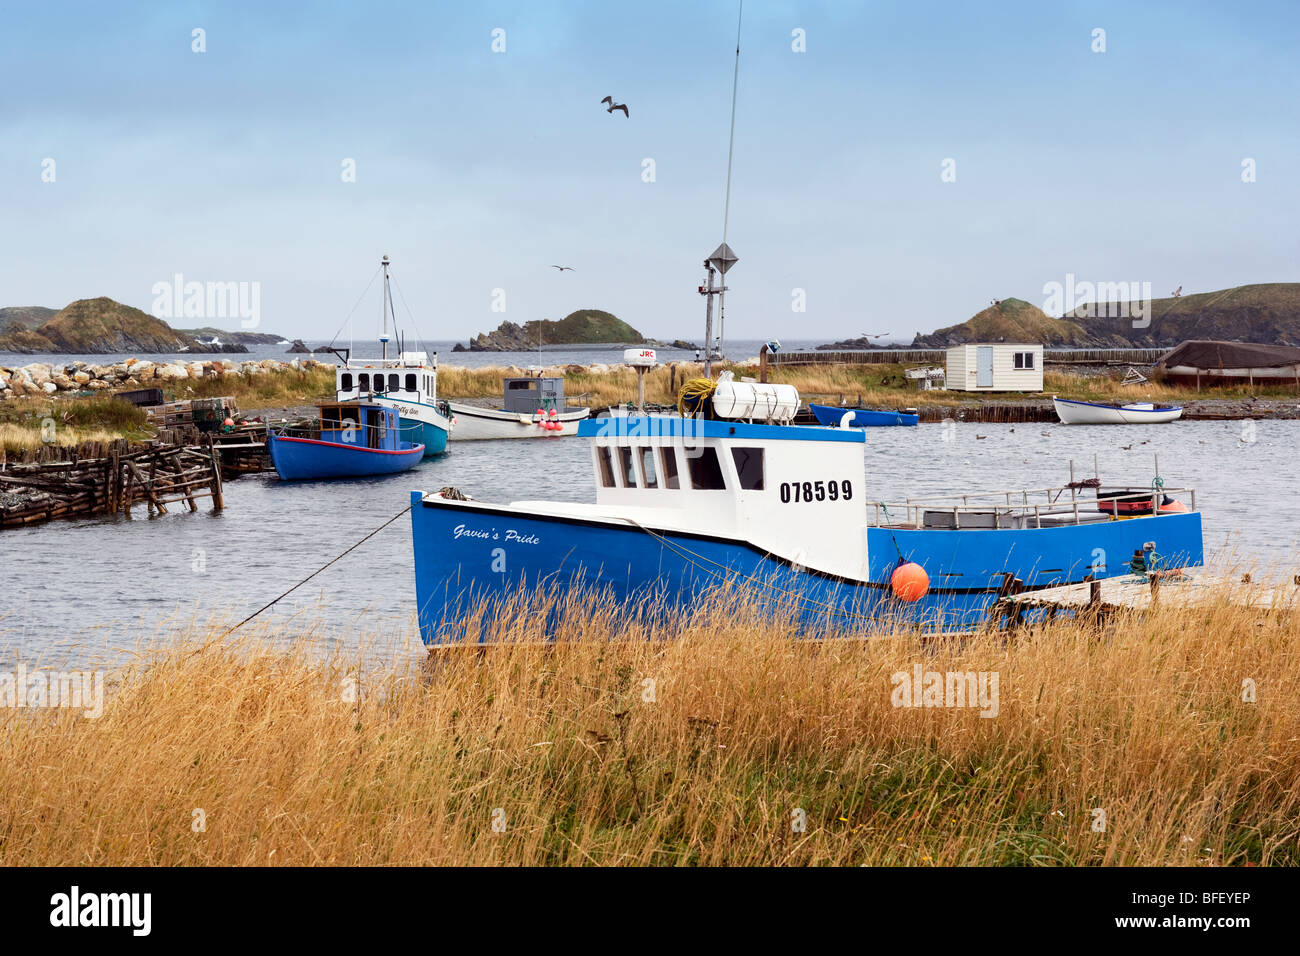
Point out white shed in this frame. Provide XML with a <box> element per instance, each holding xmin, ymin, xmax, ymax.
<box><xmin>945</xmin><ymin>343</ymin><xmax>1043</xmax><ymax>392</ymax></box>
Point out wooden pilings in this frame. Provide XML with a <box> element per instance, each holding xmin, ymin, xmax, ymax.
<box><xmin>0</xmin><ymin>438</ymin><xmax>228</xmax><ymax>529</ymax></box>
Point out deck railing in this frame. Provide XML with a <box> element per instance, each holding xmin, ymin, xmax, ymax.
<box><xmin>872</xmin><ymin>484</ymin><xmax>1197</xmax><ymax>530</ymax></box>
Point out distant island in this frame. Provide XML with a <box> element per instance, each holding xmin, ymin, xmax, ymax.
<box><xmin>457</xmin><ymin>309</ymin><xmax>647</xmax><ymax>352</ymax></box>
<box><xmin>0</xmin><ymin>297</ymin><xmax>289</xmax><ymax>354</ymax></box>
<box><xmin>819</xmin><ymin>283</ymin><xmax>1300</xmax><ymax>350</ymax></box>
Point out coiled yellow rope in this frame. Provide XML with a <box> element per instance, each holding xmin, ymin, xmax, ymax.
<box><xmin>677</xmin><ymin>378</ymin><xmax>718</xmax><ymax>417</ymax></box>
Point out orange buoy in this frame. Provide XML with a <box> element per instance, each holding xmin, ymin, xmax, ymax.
<box><xmin>1159</xmin><ymin>498</ymin><xmax>1189</xmax><ymax>513</ymax></box>
<box><xmin>223</xmin><ymin>417</ymin><xmax>234</xmax><ymax>427</ymax></box>
<box><xmin>891</xmin><ymin>562</ymin><xmax>929</xmax><ymax>602</ymax></box>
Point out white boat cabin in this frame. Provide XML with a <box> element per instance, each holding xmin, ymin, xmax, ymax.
<box><xmin>336</xmin><ymin>350</ymin><xmax>438</xmax><ymax>406</ymax></box>
<box><xmin>573</xmin><ymin>410</ymin><xmax>872</xmax><ymax>581</ymax></box>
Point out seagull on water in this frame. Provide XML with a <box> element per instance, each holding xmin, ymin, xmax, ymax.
<box><xmin>600</xmin><ymin>96</ymin><xmax>629</xmax><ymax>117</ymax></box>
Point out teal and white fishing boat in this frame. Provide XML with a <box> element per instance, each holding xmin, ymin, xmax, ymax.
<box><xmin>333</xmin><ymin>256</ymin><xmax>454</xmax><ymax>456</ymax></box>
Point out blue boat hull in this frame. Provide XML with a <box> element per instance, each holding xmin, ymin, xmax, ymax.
<box><xmin>399</xmin><ymin>417</ymin><xmax>449</xmax><ymax>456</ymax></box>
<box><xmin>268</xmin><ymin>435</ymin><xmax>424</xmax><ymax>480</ymax></box>
<box><xmin>809</xmin><ymin>403</ymin><xmax>919</xmax><ymax>427</ymax></box>
<box><xmin>410</xmin><ymin>492</ymin><xmax>1203</xmax><ymax>643</ymax></box>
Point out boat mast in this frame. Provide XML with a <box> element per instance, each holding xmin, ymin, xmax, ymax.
<box><xmin>380</xmin><ymin>254</ymin><xmax>392</xmax><ymax>364</ymax></box>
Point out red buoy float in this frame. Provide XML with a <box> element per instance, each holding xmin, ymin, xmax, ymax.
<box><xmin>891</xmin><ymin>562</ymin><xmax>929</xmax><ymax>602</ymax></box>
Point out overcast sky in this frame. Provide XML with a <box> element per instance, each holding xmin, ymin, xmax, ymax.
<box><xmin>2</xmin><ymin>0</ymin><xmax>1296</xmax><ymax>344</ymax></box>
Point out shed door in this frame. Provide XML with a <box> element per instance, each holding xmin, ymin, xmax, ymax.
<box><xmin>976</xmin><ymin>347</ymin><xmax>994</xmax><ymax>388</ymax></box>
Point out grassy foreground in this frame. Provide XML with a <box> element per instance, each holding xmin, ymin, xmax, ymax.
<box><xmin>2</xmin><ymin>591</ymin><xmax>1296</xmax><ymax>866</ymax></box>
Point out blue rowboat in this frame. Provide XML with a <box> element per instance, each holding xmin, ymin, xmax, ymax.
<box><xmin>809</xmin><ymin>403</ymin><xmax>919</xmax><ymax>427</ymax></box>
<box><xmin>409</xmin><ymin>384</ymin><xmax>1203</xmax><ymax>644</ymax></box>
<box><xmin>268</xmin><ymin>402</ymin><xmax>424</xmax><ymax>480</ymax></box>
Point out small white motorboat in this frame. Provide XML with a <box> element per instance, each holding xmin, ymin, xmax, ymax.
<box><xmin>1053</xmin><ymin>396</ymin><xmax>1183</xmax><ymax>425</ymax></box>
<box><xmin>447</xmin><ymin>375</ymin><xmax>589</xmax><ymax>440</ymax></box>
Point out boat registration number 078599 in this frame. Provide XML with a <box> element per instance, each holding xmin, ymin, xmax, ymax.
<box><xmin>779</xmin><ymin>480</ymin><xmax>852</xmax><ymax>503</ymax></box>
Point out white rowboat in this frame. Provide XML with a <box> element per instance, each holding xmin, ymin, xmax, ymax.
<box><xmin>1053</xmin><ymin>396</ymin><xmax>1183</xmax><ymax>425</ymax></box>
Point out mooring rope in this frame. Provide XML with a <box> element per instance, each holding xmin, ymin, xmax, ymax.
<box><xmin>221</xmin><ymin>503</ymin><xmax>414</xmax><ymax>637</ymax></box>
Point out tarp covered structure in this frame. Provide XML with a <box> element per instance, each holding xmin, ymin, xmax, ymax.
<box><xmin>1156</xmin><ymin>340</ymin><xmax>1300</xmax><ymax>370</ymax></box>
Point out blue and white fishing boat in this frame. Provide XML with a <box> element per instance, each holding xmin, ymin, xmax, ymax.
<box><xmin>333</xmin><ymin>256</ymin><xmax>454</xmax><ymax>456</ymax></box>
<box><xmin>268</xmin><ymin>402</ymin><xmax>423</xmax><ymax>480</ymax></box>
<box><xmin>409</xmin><ymin>378</ymin><xmax>1203</xmax><ymax>644</ymax></box>
<box><xmin>809</xmin><ymin>402</ymin><xmax>919</xmax><ymax>428</ymax></box>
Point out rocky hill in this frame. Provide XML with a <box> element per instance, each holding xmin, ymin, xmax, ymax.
<box><xmin>0</xmin><ymin>298</ymin><xmax>274</xmax><ymax>354</ymax></box>
<box><xmin>0</xmin><ymin>306</ymin><xmax>58</xmax><ymax>331</ymax></box>
<box><xmin>908</xmin><ymin>298</ymin><xmax>1091</xmax><ymax>348</ymax></box>
<box><xmin>461</xmin><ymin>309</ymin><xmax>646</xmax><ymax>351</ymax></box>
<box><xmin>1066</xmin><ymin>283</ymin><xmax>1300</xmax><ymax>347</ymax></box>
<box><xmin>889</xmin><ymin>283</ymin><xmax>1300</xmax><ymax>349</ymax></box>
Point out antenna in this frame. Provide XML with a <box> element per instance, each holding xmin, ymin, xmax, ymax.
<box><xmin>722</xmin><ymin>0</ymin><xmax>743</xmax><ymax>245</ymax></box>
<box><xmin>700</xmin><ymin>2</ymin><xmax>743</xmax><ymax>377</ymax></box>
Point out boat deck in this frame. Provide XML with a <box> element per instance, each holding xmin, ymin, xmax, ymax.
<box><xmin>869</xmin><ymin>484</ymin><xmax>1196</xmax><ymax>530</ymax></box>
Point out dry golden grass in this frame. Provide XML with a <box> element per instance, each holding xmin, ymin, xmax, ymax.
<box><xmin>2</xmin><ymin>590</ymin><xmax>1296</xmax><ymax>866</ymax></box>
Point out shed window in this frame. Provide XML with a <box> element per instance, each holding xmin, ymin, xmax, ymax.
<box><xmin>405</xmin><ymin>373</ymin><xmax>417</xmax><ymax>391</ymax></box>
<box><xmin>640</xmin><ymin>447</ymin><xmax>658</xmax><ymax>488</ymax></box>
<box><xmin>597</xmin><ymin>448</ymin><xmax>616</xmax><ymax>488</ymax></box>
<box><xmin>687</xmin><ymin>448</ymin><xmax>726</xmax><ymax>490</ymax></box>
<box><xmin>730</xmin><ymin>447</ymin><xmax>765</xmax><ymax>490</ymax></box>
<box><xmin>660</xmin><ymin>448</ymin><xmax>680</xmax><ymax>488</ymax></box>
<box><xmin>340</xmin><ymin>373</ymin><xmax>353</xmax><ymax>391</ymax></box>
<box><xmin>1014</xmin><ymin>351</ymin><xmax>1035</xmax><ymax>370</ymax></box>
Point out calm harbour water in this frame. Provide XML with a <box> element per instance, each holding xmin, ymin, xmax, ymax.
<box><xmin>2</xmin><ymin>418</ymin><xmax>1297</xmax><ymax>668</ymax></box>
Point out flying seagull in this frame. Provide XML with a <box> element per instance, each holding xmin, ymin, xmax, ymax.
<box><xmin>859</xmin><ymin>332</ymin><xmax>891</xmax><ymax>340</ymax></box>
<box><xmin>550</xmin><ymin>265</ymin><xmax>575</xmax><ymax>272</ymax></box>
<box><xmin>1171</xmin><ymin>285</ymin><xmax>1182</xmax><ymax>297</ymax></box>
<box><xmin>600</xmin><ymin>96</ymin><xmax>629</xmax><ymax>117</ymax></box>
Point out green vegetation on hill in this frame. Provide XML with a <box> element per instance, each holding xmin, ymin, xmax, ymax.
<box><xmin>466</xmin><ymin>309</ymin><xmax>646</xmax><ymax>350</ymax></box>
<box><xmin>0</xmin><ymin>306</ymin><xmax>58</xmax><ymax>332</ymax></box>
<box><xmin>0</xmin><ymin>297</ymin><xmax>191</xmax><ymax>354</ymax></box>
<box><xmin>1074</xmin><ymin>283</ymin><xmax>1300</xmax><ymax>346</ymax></box>
<box><xmin>912</xmin><ymin>298</ymin><xmax>1090</xmax><ymax>348</ymax></box>
<box><xmin>906</xmin><ymin>283</ymin><xmax>1300</xmax><ymax>348</ymax></box>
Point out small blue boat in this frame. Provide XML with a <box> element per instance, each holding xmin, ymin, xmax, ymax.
<box><xmin>267</xmin><ymin>402</ymin><xmax>424</xmax><ymax>480</ymax></box>
<box><xmin>809</xmin><ymin>402</ymin><xmax>919</xmax><ymax>427</ymax></box>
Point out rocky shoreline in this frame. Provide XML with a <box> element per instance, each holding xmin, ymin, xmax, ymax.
<box><xmin>0</xmin><ymin>357</ymin><xmax>332</xmax><ymax>400</ymax></box>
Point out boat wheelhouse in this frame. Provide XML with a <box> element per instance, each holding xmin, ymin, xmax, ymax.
<box><xmin>330</xmin><ymin>256</ymin><xmax>454</xmax><ymax>456</ymax></box>
<box><xmin>268</xmin><ymin>401</ymin><xmax>423</xmax><ymax>480</ymax></box>
<box><xmin>336</xmin><ymin>350</ymin><xmax>453</xmax><ymax>455</ymax></box>
<box><xmin>410</xmin><ymin>383</ymin><xmax>1203</xmax><ymax>644</ymax></box>
<box><xmin>446</xmin><ymin>375</ymin><xmax>590</xmax><ymax>440</ymax></box>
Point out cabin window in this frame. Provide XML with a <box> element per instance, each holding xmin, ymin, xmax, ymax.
<box><xmin>687</xmin><ymin>448</ymin><xmax>727</xmax><ymax>490</ymax></box>
<box><xmin>388</xmin><ymin>374</ymin><xmax>399</xmax><ymax>391</ymax></box>
<box><xmin>619</xmin><ymin>447</ymin><xmax>637</xmax><ymax>487</ymax></box>
<box><xmin>320</xmin><ymin>406</ymin><xmax>343</xmax><ymax>429</ymax></box>
<box><xmin>405</xmin><ymin>373</ymin><xmax>417</xmax><ymax>391</ymax></box>
<box><xmin>640</xmin><ymin>447</ymin><xmax>658</xmax><ymax>488</ymax></box>
<box><xmin>597</xmin><ymin>448</ymin><xmax>616</xmax><ymax>488</ymax></box>
<box><xmin>340</xmin><ymin>373</ymin><xmax>353</xmax><ymax>391</ymax></box>
<box><xmin>358</xmin><ymin>373</ymin><xmax>370</xmax><ymax>391</ymax></box>
<box><xmin>508</xmin><ymin>380</ymin><xmax>536</xmax><ymax>391</ymax></box>
<box><xmin>660</xmin><ymin>448</ymin><xmax>680</xmax><ymax>488</ymax></box>
<box><xmin>731</xmin><ymin>447</ymin><xmax>765</xmax><ymax>490</ymax></box>
<box><xmin>1014</xmin><ymin>351</ymin><xmax>1035</xmax><ymax>370</ymax></box>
